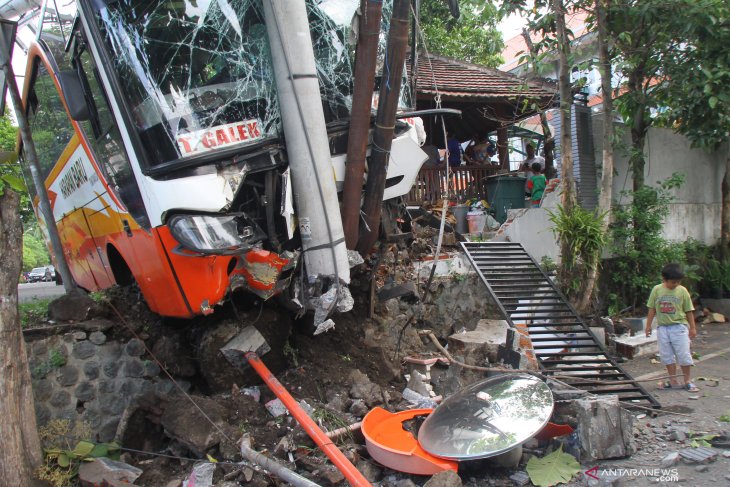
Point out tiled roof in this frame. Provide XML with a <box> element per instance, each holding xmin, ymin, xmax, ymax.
<box><xmin>411</xmin><ymin>53</ymin><xmax>556</xmax><ymax>102</ymax></box>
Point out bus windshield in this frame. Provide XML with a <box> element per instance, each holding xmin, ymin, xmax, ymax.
<box><xmin>91</xmin><ymin>0</ymin><xmax>358</xmax><ymax>168</ymax></box>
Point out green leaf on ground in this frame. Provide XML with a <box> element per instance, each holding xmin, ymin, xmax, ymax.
<box><xmin>57</xmin><ymin>452</ymin><xmax>70</xmax><ymax>468</ymax></box>
<box><xmin>73</xmin><ymin>440</ymin><xmax>95</xmax><ymax>457</ymax></box>
<box><xmin>526</xmin><ymin>446</ymin><xmax>581</xmax><ymax>487</ymax></box>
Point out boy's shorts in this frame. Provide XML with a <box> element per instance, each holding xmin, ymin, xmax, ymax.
<box><xmin>657</xmin><ymin>324</ymin><xmax>694</xmax><ymax>366</ymax></box>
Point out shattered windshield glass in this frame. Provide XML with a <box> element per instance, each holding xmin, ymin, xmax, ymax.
<box><xmin>91</xmin><ymin>0</ymin><xmax>359</xmax><ymax>168</ymax></box>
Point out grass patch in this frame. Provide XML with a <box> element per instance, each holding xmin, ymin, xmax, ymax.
<box><xmin>19</xmin><ymin>298</ymin><xmax>52</xmax><ymax>328</ymax></box>
<box><xmin>32</xmin><ymin>348</ymin><xmax>67</xmax><ymax>379</ymax></box>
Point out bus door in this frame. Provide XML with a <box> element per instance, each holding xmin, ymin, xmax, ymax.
<box><xmin>24</xmin><ymin>54</ymin><xmax>111</xmax><ymax>290</ymax></box>
<box><xmin>68</xmin><ymin>29</ymin><xmax>153</xmax><ymax>286</ymax></box>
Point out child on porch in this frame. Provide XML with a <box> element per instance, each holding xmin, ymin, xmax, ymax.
<box><xmin>645</xmin><ymin>263</ymin><xmax>699</xmax><ymax>392</ymax></box>
<box><xmin>526</xmin><ymin>162</ymin><xmax>546</xmax><ymax>208</ymax></box>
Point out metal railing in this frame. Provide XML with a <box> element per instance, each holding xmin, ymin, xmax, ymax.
<box><xmin>406</xmin><ymin>164</ymin><xmax>501</xmax><ymax>204</ymax></box>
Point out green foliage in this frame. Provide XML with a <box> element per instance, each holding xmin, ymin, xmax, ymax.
<box><xmin>526</xmin><ymin>446</ymin><xmax>581</xmax><ymax>487</ymax></box>
<box><xmin>689</xmin><ymin>433</ymin><xmax>717</xmax><ymax>448</ymax></box>
<box><xmin>719</xmin><ymin>412</ymin><xmax>730</xmax><ymax>423</ymax></box>
<box><xmin>36</xmin><ymin>419</ymin><xmax>120</xmax><ymax>487</ymax></box>
<box><xmin>608</xmin><ymin>173</ymin><xmax>684</xmax><ymax>310</ymax></box>
<box><xmin>22</xmin><ymin>223</ymin><xmax>51</xmax><ymax>273</ymax></box>
<box><xmin>283</xmin><ymin>340</ymin><xmax>299</xmax><ymax>367</ymax></box>
<box><xmin>653</xmin><ymin>0</ymin><xmax>730</xmax><ymax>149</ymax></box>
<box><xmin>32</xmin><ymin>347</ymin><xmax>67</xmax><ymax>379</ymax></box>
<box><xmin>539</xmin><ymin>256</ymin><xmax>557</xmax><ymax>274</ymax></box>
<box><xmin>420</xmin><ymin>0</ymin><xmax>504</xmax><ymax>67</ymax></box>
<box><xmin>20</xmin><ymin>298</ymin><xmax>52</xmax><ymax>329</ymax></box>
<box><xmin>547</xmin><ymin>205</ymin><xmax>606</xmax><ymax>300</ymax></box>
<box><xmin>312</xmin><ymin>408</ymin><xmax>354</xmax><ymax>445</ymax></box>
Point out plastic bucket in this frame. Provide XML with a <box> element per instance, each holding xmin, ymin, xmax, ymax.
<box><xmin>452</xmin><ymin>205</ymin><xmax>469</xmax><ymax>234</ymax></box>
<box><xmin>467</xmin><ymin>213</ymin><xmax>488</xmax><ymax>234</ymax></box>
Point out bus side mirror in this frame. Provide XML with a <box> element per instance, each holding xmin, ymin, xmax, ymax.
<box><xmin>57</xmin><ymin>71</ymin><xmax>91</xmax><ymax>122</ymax></box>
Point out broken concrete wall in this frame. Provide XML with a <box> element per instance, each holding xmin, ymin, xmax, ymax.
<box><xmin>27</xmin><ymin>322</ymin><xmax>182</xmax><ymax>442</ymax></box>
<box><xmin>378</xmin><ymin>269</ymin><xmax>500</xmax><ymax>333</ymax></box>
<box><xmin>556</xmin><ymin>395</ymin><xmax>636</xmax><ymax>462</ymax></box>
<box><xmin>498</xmin><ymin>187</ymin><xmax>561</xmax><ymax>264</ymax></box>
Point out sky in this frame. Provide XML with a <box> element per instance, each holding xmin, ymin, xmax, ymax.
<box><xmin>498</xmin><ymin>11</ymin><xmax>529</xmax><ymax>42</ymax></box>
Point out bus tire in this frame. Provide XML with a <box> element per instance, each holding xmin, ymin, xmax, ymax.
<box><xmin>107</xmin><ymin>245</ymin><xmax>134</xmax><ymax>287</ymax></box>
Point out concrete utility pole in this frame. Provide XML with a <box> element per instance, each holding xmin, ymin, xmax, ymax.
<box><xmin>261</xmin><ymin>0</ymin><xmax>350</xmax><ymax>320</ymax></box>
<box><xmin>0</xmin><ymin>25</ymin><xmax>78</xmax><ymax>294</ymax></box>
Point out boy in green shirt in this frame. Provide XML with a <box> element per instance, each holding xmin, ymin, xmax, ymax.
<box><xmin>526</xmin><ymin>162</ymin><xmax>546</xmax><ymax>208</ymax></box>
<box><xmin>645</xmin><ymin>263</ymin><xmax>698</xmax><ymax>391</ymax></box>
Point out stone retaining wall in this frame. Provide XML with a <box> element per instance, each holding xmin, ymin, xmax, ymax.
<box><xmin>28</xmin><ymin>322</ymin><xmax>183</xmax><ymax>442</ymax></box>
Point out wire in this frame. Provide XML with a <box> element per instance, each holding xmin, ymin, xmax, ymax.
<box><xmin>106</xmin><ymin>301</ymin><xmax>235</xmax><ymax>445</ymax></box>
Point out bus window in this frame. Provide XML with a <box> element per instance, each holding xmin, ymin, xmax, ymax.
<box><xmin>26</xmin><ymin>60</ymin><xmax>75</xmax><ymax>178</ymax></box>
<box><xmin>73</xmin><ymin>40</ymin><xmax>150</xmax><ymax>229</ymax></box>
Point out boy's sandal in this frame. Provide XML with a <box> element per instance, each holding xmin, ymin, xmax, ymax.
<box><xmin>685</xmin><ymin>383</ymin><xmax>699</xmax><ymax>393</ymax></box>
<box><xmin>657</xmin><ymin>381</ymin><xmax>673</xmax><ymax>390</ymax></box>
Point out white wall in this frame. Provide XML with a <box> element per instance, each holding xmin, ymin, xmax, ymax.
<box><xmin>497</xmin><ymin>121</ymin><xmax>728</xmax><ymax>263</ymax></box>
<box><xmin>593</xmin><ymin>117</ymin><xmax>728</xmax><ymax>245</ymax></box>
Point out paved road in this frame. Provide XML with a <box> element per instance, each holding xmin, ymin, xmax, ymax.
<box><xmin>586</xmin><ymin>321</ymin><xmax>730</xmax><ymax>486</ymax></box>
<box><xmin>18</xmin><ymin>281</ymin><xmax>65</xmax><ymax>303</ymax></box>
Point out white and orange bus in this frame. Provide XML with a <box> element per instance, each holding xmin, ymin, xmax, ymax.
<box><xmin>19</xmin><ymin>0</ymin><xmax>427</xmax><ymax>318</ymax></box>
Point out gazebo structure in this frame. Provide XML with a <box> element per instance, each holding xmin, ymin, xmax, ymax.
<box><xmin>410</xmin><ymin>53</ymin><xmax>557</xmax><ymax>167</ymax></box>
<box><xmin>405</xmin><ymin>53</ymin><xmax>557</xmax><ymax>204</ymax></box>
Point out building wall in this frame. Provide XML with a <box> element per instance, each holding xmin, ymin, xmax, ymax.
<box><xmin>593</xmin><ymin>116</ymin><xmax>728</xmax><ymax>245</ymax></box>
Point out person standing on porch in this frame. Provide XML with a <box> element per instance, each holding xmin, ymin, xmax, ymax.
<box><xmin>523</xmin><ymin>142</ymin><xmax>545</xmax><ymax>172</ymax></box>
<box><xmin>445</xmin><ymin>131</ymin><xmax>463</xmax><ymax>167</ymax></box>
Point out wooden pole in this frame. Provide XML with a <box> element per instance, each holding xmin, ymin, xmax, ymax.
<box><xmin>342</xmin><ymin>0</ymin><xmax>384</xmax><ymax>249</ymax></box>
<box><xmin>357</xmin><ymin>0</ymin><xmax>410</xmax><ymax>255</ymax></box>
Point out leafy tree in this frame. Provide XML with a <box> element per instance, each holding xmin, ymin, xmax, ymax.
<box><xmin>23</xmin><ymin>222</ymin><xmax>50</xmax><ymax>272</ymax></box>
<box><xmin>654</xmin><ymin>0</ymin><xmax>730</xmax><ymax>256</ymax></box>
<box><xmin>420</xmin><ymin>0</ymin><xmax>504</xmax><ymax>67</ymax></box>
<box><xmin>607</xmin><ymin>0</ymin><xmax>694</xmax><ymax>191</ymax></box>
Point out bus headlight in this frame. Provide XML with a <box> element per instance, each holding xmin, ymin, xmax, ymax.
<box><xmin>168</xmin><ymin>214</ymin><xmax>264</xmax><ymax>254</ymax></box>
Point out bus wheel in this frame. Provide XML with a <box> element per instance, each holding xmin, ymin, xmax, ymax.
<box><xmin>108</xmin><ymin>246</ymin><xmax>134</xmax><ymax>286</ymax></box>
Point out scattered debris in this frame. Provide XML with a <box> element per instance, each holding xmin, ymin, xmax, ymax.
<box><xmin>509</xmin><ymin>470</ymin><xmax>531</xmax><ymax>486</ymax></box>
<box><xmin>423</xmin><ymin>470</ymin><xmax>462</xmax><ymax>487</ymax></box>
<box><xmin>678</xmin><ymin>447</ymin><xmax>718</xmax><ymax>463</ymax></box>
<box><xmin>661</xmin><ymin>451</ymin><xmax>680</xmax><ymax>467</ymax></box>
<box><xmin>182</xmin><ymin>462</ymin><xmax>215</xmax><ymax>487</ymax></box>
<box><xmin>563</xmin><ymin>396</ymin><xmax>635</xmax><ymax>461</ymax></box>
<box><xmin>78</xmin><ymin>458</ymin><xmax>143</xmax><ymax>487</ymax></box>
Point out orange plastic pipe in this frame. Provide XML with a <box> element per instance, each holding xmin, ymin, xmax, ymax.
<box><xmin>245</xmin><ymin>352</ymin><xmax>373</xmax><ymax>487</ymax></box>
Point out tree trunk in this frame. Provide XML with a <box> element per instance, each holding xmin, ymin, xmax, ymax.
<box><xmin>554</xmin><ymin>0</ymin><xmax>576</xmax><ymax>211</ymax></box>
<box><xmin>630</xmin><ymin>108</ymin><xmax>647</xmax><ymax>191</ymax></box>
<box><xmin>722</xmin><ymin>151</ymin><xmax>730</xmax><ymax>261</ymax></box>
<box><xmin>522</xmin><ymin>29</ymin><xmax>555</xmax><ymax>178</ymax></box>
<box><xmin>577</xmin><ymin>0</ymin><xmax>614</xmax><ymax>314</ymax></box>
<box><xmin>553</xmin><ymin>0</ymin><xmax>578</xmax><ymax>293</ymax></box>
<box><xmin>0</xmin><ymin>190</ymin><xmax>43</xmax><ymax>485</ymax></box>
